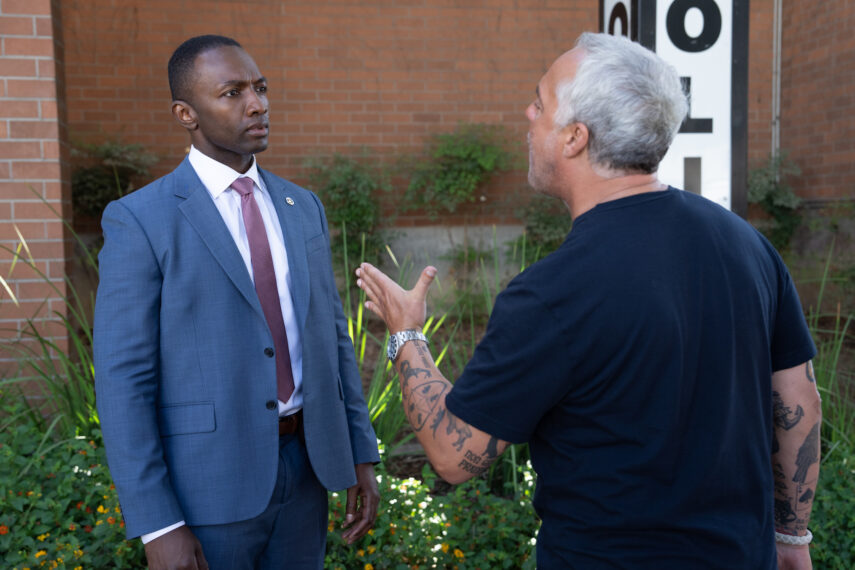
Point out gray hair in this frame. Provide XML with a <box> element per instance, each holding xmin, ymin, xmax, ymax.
<box><xmin>554</xmin><ymin>32</ymin><xmax>688</xmax><ymax>174</ymax></box>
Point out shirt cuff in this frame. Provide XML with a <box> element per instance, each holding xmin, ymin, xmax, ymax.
<box><xmin>140</xmin><ymin>520</ymin><xmax>186</xmax><ymax>544</ymax></box>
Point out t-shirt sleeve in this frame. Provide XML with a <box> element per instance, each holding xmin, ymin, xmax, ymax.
<box><xmin>445</xmin><ymin>277</ymin><xmax>573</xmax><ymax>443</ymax></box>
<box><xmin>770</xmin><ymin>263</ymin><xmax>816</xmax><ymax>371</ymax></box>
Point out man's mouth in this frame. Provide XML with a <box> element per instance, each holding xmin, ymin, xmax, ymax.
<box><xmin>247</xmin><ymin>123</ymin><xmax>269</xmax><ymax>136</ymax></box>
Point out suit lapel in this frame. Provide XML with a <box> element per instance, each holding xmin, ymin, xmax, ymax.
<box><xmin>173</xmin><ymin>158</ymin><xmax>266</xmax><ymax>321</ymax></box>
<box><xmin>261</xmin><ymin>169</ymin><xmax>310</xmax><ymax>333</ymax></box>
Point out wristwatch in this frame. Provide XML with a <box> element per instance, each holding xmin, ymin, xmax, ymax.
<box><xmin>386</xmin><ymin>329</ymin><xmax>428</xmax><ymax>361</ymax></box>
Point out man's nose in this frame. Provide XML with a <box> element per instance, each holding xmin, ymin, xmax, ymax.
<box><xmin>246</xmin><ymin>90</ymin><xmax>267</xmax><ymax>115</ymax></box>
<box><xmin>525</xmin><ymin>103</ymin><xmax>537</xmax><ymax>121</ymax></box>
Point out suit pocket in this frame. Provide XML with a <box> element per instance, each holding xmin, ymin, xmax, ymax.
<box><xmin>306</xmin><ymin>233</ymin><xmax>326</xmax><ymax>253</ymax></box>
<box><xmin>158</xmin><ymin>401</ymin><xmax>216</xmax><ymax>437</ymax></box>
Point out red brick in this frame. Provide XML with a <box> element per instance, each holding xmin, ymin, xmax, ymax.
<box><xmin>9</xmin><ymin>120</ymin><xmax>58</xmax><ymax>140</ymax></box>
<box><xmin>0</xmin><ymin>122</ymin><xmax>7</xmax><ymax>139</ymax></box>
<box><xmin>11</xmin><ymin>160</ymin><xmax>61</xmax><ymax>180</ymax></box>
<box><xmin>34</xmin><ymin>16</ymin><xmax>52</xmax><ymax>37</ymax></box>
<box><xmin>1</xmin><ymin>0</ymin><xmax>52</xmax><ymax>16</ymax></box>
<box><xmin>36</xmin><ymin>57</ymin><xmax>54</xmax><ymax>78</ymax></box>
<box><xmin>0</xmin><ymin>100</ymin><xmax>40</xmax><ymax>119</ymax></box>
<box><xmin>6</xmin><ymin>78</ymin><xmax>57</xmax><ymax>98</ymax></box>
<box><xmin>0</xmin><ymin>16</ymin><xmax>34</xmax><ymax>35</ymax></box>
<box><xmin>3</xmin><ymin>37</ymin><xmax>54</xmax><ymax>57</ymax></box>
<box><xmin>0</xmin><ymin>140</ymin><xmax>41</xmax><ymax>158</ymax></box>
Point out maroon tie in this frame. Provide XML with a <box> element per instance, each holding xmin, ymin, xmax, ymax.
<box><xmin>231</xmin><ymin>177</ymin><xmax>295</xmax><ymax>403</ymax></box>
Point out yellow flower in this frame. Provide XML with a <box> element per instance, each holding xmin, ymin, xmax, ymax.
<box><xmin>75</xmin><ymin>567</ymin><xmax>83</xmax><ymax>570</ymax></box>
<box><xmin>364</xmin><ymin>565</ymin><xmax>374</xmax><ymax>570</ymax></box>
<box><xmin>453</xmin><ymin>548</ymin><xmax>464</xmax><ymax>559</ymax></box>
<box><xmin>357</xmin><ymin>549</ymin><xmax>364</xmax><ymax>557</ymax></box>
<box><xmin>97</xmin><ymin>505</ymin><xmax>109</xmax><ymax>514</ymax></box>
<box><xmin>35</xmin><ymin>550</ymin><xmax>47</xmax><ymax>558</ymax></box>
<box><xmin>96</xmin><ymin>520</ymin><xmax>103</xmax><ymax>526</ymax></box>
<box><xmin>37</xmin><ymin>532</ymin><xmax>50</xmax><ymax>541</ymax></box>
<box><xmin>441</xmin><ymin>543</ymin><xmax>449</xmax><ymax>553</ymax></box>
<box><xmin>367</xmin><ymin>529</ymin><xmax>374</xmax><ymax>536</ymax></box>
<box><xmin>73</xmin><ymin>549</ymin><xmax>84</xmax><ymax>558</ymax></box>
<box><xmin>327</xmin><ymin>521</ymin><xmax>335</xmax><ymax>532</ymax></box>
<box><xmin>367</xmin><ymin>545</ymin><xmax>376</xmax><ymax>554</ymax></box>
<box><xmin>114</xmin><ymin>506</ymin><xmax>121</xmax><ymax>513</ymax></box>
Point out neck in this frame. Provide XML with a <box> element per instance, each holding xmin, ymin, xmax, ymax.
<box><xmin>565</xmin><ymin>171</ymin><xmax>666</xmax><ymax>219</ymax></box>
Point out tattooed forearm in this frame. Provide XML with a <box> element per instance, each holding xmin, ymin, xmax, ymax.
<box><xmin>429</xmin><ymin>407</ymin><xmax>446</xmax><ymax>437</ymax></box>
<box><xmin>445</xmin><ymin>413</ymin><xmax>472</xmax><ymax>451</ymax></box>
<box><xmin>772</xmin><ymin>390</ymin><xmax>804</xmax><ymax>430</ymax></box>
<box><xmin>793</xmin><ymin>422</ymin><xmax>820</xmax><ymax>484</ymax></box>
<box><xmin>404</xmin><ymin>378</ymin><xmax>448</xmax><ymax>430</ymax></box>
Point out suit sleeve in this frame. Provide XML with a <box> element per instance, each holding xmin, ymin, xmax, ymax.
<box><xmin>94</xmin><ymin>200</ymin><xmax>184</xmax><ymax>538</ymax></box>
<box><xmin>311</xmin><ymin>193</ymin><xmax>381</xmax><ymax>465</ymax></box>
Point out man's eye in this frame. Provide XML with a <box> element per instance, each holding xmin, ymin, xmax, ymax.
<box><xmin>256</xmin><ymin>85</ymin><xmax>267</xmax><ymax>94</ymax></box>
<box><xmin>225</xmin><ymin>89</ymin><xmax>240</xmax><ymax>97</ymax></box>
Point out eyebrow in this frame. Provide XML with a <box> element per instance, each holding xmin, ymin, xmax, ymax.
<box><xmin>218</xmin><ymin>76</ymin><xmax>267</xmax><ymax>88</ymax></box>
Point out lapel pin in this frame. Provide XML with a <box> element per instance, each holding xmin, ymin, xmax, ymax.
<box><xmin>285</xmin><ymin>197</ymin><xmax>295</xmax><ymax>206</ymax></box>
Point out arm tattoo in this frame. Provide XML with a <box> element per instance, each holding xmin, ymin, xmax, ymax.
<box><xmin>792</xmin><ymin>422</ymin><xmax>820</xmax><ymax>484</ymax></box>
<box><xmin>775</xmin><ymin>498</ymin><xmax>797</xmax><ymax>525</ymax></box>
<box><xmin>445</xmin><ymin>413</ymin><xmax>472</xmax><ymax>451</ymax></box>
<box><xmin>806</xmin><ymin>361</ymin><xmax>816</xmax><ymax>383</ymax></box>
<box><xmin>405</xmin><ymin>380</ymin><xmax>448</xmax><ymax>431</ymax></box>
<box><xmin>429</xmin><ymin>407</ymin><xmax>446</xmax><ymax>437</ymax></box>
<box><xmin>483</xmin><ymin>436</ymin><xmax>500</xmax><ymax>460</ymax></box>
<box><xmin>772</xmin><ymin>390</ymin><xmax>804</xmax><ymax>430</ymax></box>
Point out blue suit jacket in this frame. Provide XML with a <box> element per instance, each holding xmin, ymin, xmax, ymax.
<box><xmin>93</xmin><ymin>157</ymin><xmax>380</xmax><ymax>539</ymax></box>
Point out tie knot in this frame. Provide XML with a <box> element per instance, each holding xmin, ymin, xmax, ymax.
<box><xmin>231</xmin><ymin>177</ymin><xmax>255</xmax><ymax>197</ymax></box>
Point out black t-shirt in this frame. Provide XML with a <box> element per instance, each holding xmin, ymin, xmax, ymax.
<box><xmin>446</xmin><ymin>188</ymin><xmax>816</xmax><ymax>569</ymax></box>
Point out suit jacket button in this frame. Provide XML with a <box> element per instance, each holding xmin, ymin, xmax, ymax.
<box><xmin>265</xmin><ymin>400</ymin><xmax>276</xmax><ymax>410</ymax></box>
<box><xmin>264</xmin><ymin>347</ymin><xmax>274</xmax><ymax>357</ymax></box>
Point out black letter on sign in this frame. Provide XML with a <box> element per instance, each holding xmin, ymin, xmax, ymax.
<box><xmin>679</xmin><ymin>77</ymin><xmax>713</xmax><ymax>134</ymax></box>
<box><xmin>667</xmin><ymin>0</ymin><xmax>722</xmax><ymax>53</ymax></box>
<box><xmin>608</xmin><ymin>3</ymin><xmax>630</xmax><ymax>38</ymax></box>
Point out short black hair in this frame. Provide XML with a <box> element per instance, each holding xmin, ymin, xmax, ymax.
<box><xmin>168</xmin><ymin>35</ymin><xmax>242</xmax><ymax>101</ymax></box>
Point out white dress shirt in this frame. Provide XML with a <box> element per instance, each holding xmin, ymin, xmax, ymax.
<box><xmin>141</xmin><ymin>147</ymin><xmax>304</xmax><ymax>544</ymax></box>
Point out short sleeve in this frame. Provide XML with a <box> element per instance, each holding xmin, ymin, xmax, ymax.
<box><xmin>445</xmin><ymin>276</ymin><xmax>574</xmax><ymax>443</ymax></box>
<box><xmin>770</xmin><ymin>264</ymin><xmax>816</xmax><ymax>371</ymax></box>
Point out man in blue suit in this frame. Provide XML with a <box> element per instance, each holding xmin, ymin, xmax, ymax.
<box><xmin>94</xmin><ymin>35</ymin><xmax>380</xmax><ymax>569</ymax></box>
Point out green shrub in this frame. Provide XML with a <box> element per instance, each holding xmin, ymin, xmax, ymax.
<box><xmin>811</xmin><ymin>448</ymin><xmax>855</xmax><ymax>568</ymax></box>
<box><xmin>506</xmin><ymin>195</ymin><xmax>572</xmax><ymax>265</ymax></box>
<box><xmin>405</xmin><ymin>124</ymin><xmax>513</xmax><ymax>217</ymax></box>
<box><xmin>71</xmin><ymin>141</ymin><xmax>158</xmax><ymax>218</ymax></box>
<box><xmin>325</xmin><ymin>450</ymin><xmax>539</xmax><ymax>570</ymax></box>
<box><xmin>0</xmin><ymin>391</ymin><xmax>145</xmax><ymax>569</ymax></box>
<box><xmin>305</xmin><ymin>151</ymin><xmax>389</xmax><ymax>272</ymax></box>
<box><xmin>748</xmin><ymin>152</ymin><xmax>802</xmax><ymax>251</ymax></box>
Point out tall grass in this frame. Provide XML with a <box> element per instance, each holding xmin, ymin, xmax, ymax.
<box><xmin>804</xmin><ymin>240</ymin><xmax>855</xmax><ymax>459</ymax></box>
<box><xmin>0</xmin><ymin>197</ymin><xmax>100</xmax><ymax>438</ymax></box>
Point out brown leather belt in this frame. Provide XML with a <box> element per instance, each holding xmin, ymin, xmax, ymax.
<box><xmin>278</xmin><ymin>409</ymin><xmax>302</xmax><ymax>436</ymax></box>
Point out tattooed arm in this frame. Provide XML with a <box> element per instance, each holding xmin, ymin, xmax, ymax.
<box><xmin>771</xmin><ymin>361</ymin><xmax>822</xmax><ymax>570</ymax></box>
<box><xmin>355</xmin><ymin>262</ymin><xmax>510</xmax><ymax>484</ymax></box>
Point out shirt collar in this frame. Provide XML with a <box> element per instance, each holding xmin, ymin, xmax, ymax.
<box><xmin>187</xmin><ymin>146</ymin><xmax>263</xmax><ymax>199</ymax></box>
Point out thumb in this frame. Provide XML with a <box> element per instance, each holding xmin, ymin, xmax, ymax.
<box><xmin>413</xmin><ymin>266</ymin><xmax>437</xmax><ymax>299</ymax></box>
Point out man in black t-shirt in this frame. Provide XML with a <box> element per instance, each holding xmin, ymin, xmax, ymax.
<box><xmin>356</xmin><ymin>32</ymin><xmax>819</xmax><ymax>569</ymax></box>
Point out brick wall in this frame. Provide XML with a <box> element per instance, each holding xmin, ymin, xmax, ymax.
<box><xmin>0</xmin><ymin>0</ymin><xmax>71</xmax><ymax>372</ymax></box>
<box><xmin>59</xmin><ymin>0</ymin><xmax>597</xmax><ymax>227</ymax></box>
<box><xmin>781</xmin><ymin>0</ymin><xmax>854</xmax><ymax>201</ymax></box>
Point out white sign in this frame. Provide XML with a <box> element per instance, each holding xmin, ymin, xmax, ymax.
<box><xmin>602</xmin><ymin>0</ymin><xmax>636</xmax><ymax>39</ymax></box>
<box><xmin>656</xmin><ymin>0</ymin><xmax>732</xmax><ymax>209</ymax></box>
<box><xmin>601</xmin><ymin>0</ymin><xmax>740</xmax><ymax>211</ymax></box>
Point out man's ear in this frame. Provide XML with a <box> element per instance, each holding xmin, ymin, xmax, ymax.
<box><xmin>171</xmin><ymin>100</ymin><xmax>198</xmax><ymax>131</ymax></box>
<box><xmin>561</xmin><ymin>122</ymin><xmax>589</xmax><ymax>159</ymax></box>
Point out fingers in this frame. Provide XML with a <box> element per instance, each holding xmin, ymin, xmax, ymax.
<box><xmin>413</xmin><ymin>266</ymin><xmax>437</xmax><ymax>299</ymax></box>
<box><xmin>343</xmin><ymin>486</ymin><xmax>358</xmax><ymax>528</ymax></box>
